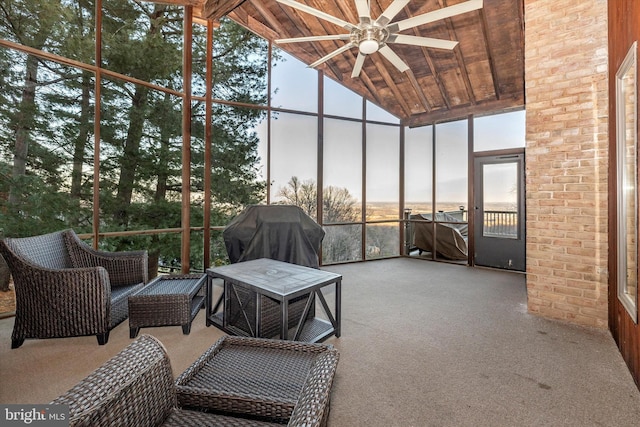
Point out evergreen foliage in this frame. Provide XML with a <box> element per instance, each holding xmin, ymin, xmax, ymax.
<box><xmin>0</xmin><ymin>1</ymin><xmax>269</xmax><ymax>271</ymax></box>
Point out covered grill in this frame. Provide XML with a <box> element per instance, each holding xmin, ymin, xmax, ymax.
<box><xmin>223</xmin><ymin>205</ymin><xmax>325</xmax><ymax>268</ymax></box>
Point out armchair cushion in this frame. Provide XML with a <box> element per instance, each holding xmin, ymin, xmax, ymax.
<box><xmin>8</xmin><ymin>230</ymin><xmax>72</xmax><ymax>270</ymax></box>
<box><xmin>63</xmin><ymin>230</ymin><xmax>148</xmax><ymax>287</ymax></box>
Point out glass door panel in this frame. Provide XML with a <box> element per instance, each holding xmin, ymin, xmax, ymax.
<box><xmin>482</xmin><ymin>162</ymin><xmax>519</xmax><ymax>239</ymax></box>
<box><xmin>474</xmin><ymin>154</ymin><xmax>525</xmax><ymax>271</ymax></box>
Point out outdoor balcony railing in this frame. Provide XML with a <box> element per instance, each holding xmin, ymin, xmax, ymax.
<box><xmin>483</xmin><ymin>210</ymin><xmax>518</xmax><ymax>238</ymax></box>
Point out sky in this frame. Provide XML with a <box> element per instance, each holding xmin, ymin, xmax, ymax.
<box><xmin>254</xmin><ymin>50</ymin><xmax>525</xmax><ymax>204</ymax></box>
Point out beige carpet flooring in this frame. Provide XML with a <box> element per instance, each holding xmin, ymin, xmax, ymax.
<box><xmin>1</xmin><ymin>258</ymin><xmax>640</xmax><ymax>426</ymax></box>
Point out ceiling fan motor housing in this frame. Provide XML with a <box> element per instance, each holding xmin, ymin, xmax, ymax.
<box><xmin>352</xmin><ymin>25</ymin><xmax>389</xmax><ymax>54</ymax></box>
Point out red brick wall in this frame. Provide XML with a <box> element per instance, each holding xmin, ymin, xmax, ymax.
<box><xmin>524</xmin><ymin>0</ymin><xmax>609</xmax><ymax>327</ymax></box>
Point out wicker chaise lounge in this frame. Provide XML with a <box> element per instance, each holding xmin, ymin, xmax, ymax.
<box><xmin>0</xmin><ymin>229</ymin><xmax>148</xmax><ymax>348</ymax></box>
<box><xmin>51</xmin><ymin>335</ymin><xmax>339</xmax><ymax>427</ymax></box>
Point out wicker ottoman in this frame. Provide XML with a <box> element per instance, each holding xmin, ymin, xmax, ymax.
<box><xmin>128</xmin><ymin>274</ymin><xmax>206</xmax><ymax>338</ymax></box>
<box><xmin>175</xmin><ymin>335</ymin><xmax>339</xmax><ymax>425</ymax></box>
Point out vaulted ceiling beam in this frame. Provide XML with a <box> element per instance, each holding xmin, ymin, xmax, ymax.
<box><xmin>146</xmin><ymin>0</ymin><xmax>200</xmax><ymax>5</ymax></box>
<box><xmin>228</xmin><ymin>8</ymin><xmax>279</xmax><ymax>40</ymax></box>
<box><xmin>405</xmin><ymin>98</ymin><xmax>523</xmax><ymax>127</ymax></box>
<box><xmin>204</xmin><ymin>0</ymin><xmax>248</xmax><ymax>21</ymax></box>
<box><xmin>369</xmin><ymin>54</ymin><xmax>413</xmax><ymax>117</ymax></box>
<box><xmin>406</xmin><ymin>70</ymin><xmax>432</xmax><ymax>113</ymax></box>
<box><xmin>247</xmin><ymin>0</ymin><xmax>287</xmax><ymax>35</ymax></box>
<box><xmin>407</xmin><ymin>22</ymin><xmax>448</xmax><ymax>111</ymax></box>
<box><xmin>477</xmin><ymin>6</ymin><xmax>500</xmax><ymax>99</ymax></box>
<box><xmin>438</xmin><ymin>0</ymin><xmax>476</xmax><ymax>105</ymax></box>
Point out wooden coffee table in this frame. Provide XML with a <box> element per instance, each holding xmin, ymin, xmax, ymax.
<box><xmin>206</xmin><ymin>258</ymin><xmax>342</xmax><ymax>343</ymax></box>
<box><xmin>128</xmin><ymin>273</ymin><xmax>206</xmax><ymax>338</ymax></box>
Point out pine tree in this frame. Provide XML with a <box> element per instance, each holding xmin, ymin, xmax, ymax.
<box><xmin>0</xmin><ymin>3</ymin><xmax>271</xmax><ymax>270</ymax></box>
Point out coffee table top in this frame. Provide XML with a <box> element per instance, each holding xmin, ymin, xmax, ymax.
<box><xmin>207</xmin><ymin>258</ymin><xmax>341</xmax><ymax>299</ymax></box>
<box><xmin>133</xmin><ymin>274</ymin><xmax>205</xmax><ymax>297</ymax></box>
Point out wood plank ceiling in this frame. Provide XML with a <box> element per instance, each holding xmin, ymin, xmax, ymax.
<box><xmin>200</xmin><ymin>0</ymin><xmax>525</xmax><ymax>127</ymax></box>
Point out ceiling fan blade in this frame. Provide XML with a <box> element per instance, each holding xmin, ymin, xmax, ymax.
<box><xmin>351</xmin><ymin>52</ymin><xmax>367</xmax><ymax>78</ymax></box>
<box><xmin>375</xmin><ymin>0</ymin><xmax>410</xmax><ymax>26</ymax></box>
<box><xmin>355</xmin><ymin>0</ymin><xmax>371</xmax><ymax>23</ymax></box>
<box><xmin>309</xmin><ymin>42</ymin><xmax>356</xmax><ymax>68</ymax></box>
<box><xmin>276</xmin><ymin>34</ymin><xmax>352</xmax><ymax>44</ymax></box>
<box><xmin>387</xmin><ymin>34</ymin><xmax>458</xmax><ymax>50</ymax></box>
<box><xmin>390</xmin><ymin>0</ymin><xmax>483</xmax><ymax>32</ymax></box>
<box><xmin>276</xmin><ymin>0</ymin><xmax>356</xmax><ymax>31</ymax></box>
<box><xmin>378</xmin><ymin>45</ymin><xmax>409</xmax><ymax>73</ymax></box>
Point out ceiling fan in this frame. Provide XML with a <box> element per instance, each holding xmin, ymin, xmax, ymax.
<box><xmin>274</xmin><ymin>0</ymin><xmax>483</xmax><ymax>78</ymax></box>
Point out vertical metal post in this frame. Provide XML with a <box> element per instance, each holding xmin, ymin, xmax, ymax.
<box><xmin>93</xmin><ymin>0</ymin><xmax>103</xmax><ymax>248</ymax></box>
<box><xmin>361</xmin><ymin>98</ymin><xmax>367</xmax><ymax>259</ymax></box>
<box><xmin>317</xmin><ymin>70</ymin><xmax>324</xmax><ymax>265</ymax></box>
<box><xmin>181</xmin><ymin>8</ymin><xmax>193</xmax><ymax>273</ymax></box>
<box><xmin>399</xmin><ymin>125</ymin><xmax>406</xmax><ymax>255</ymax></box>
<box><xmin>404</xmin><ymin>208</ymin><xmax>412</xmax><ymax>255</ymax></box>
<box><xmin>203</xmin><ymin>20</ymin><xmax>213</xmax><ymax>270</ymax></box>
<box><xmin>431</xmin><ymin>123</ymin><xmax>437</xmax><ymax>260</ymax></box>
<box><xmin>266</xmin><ymin>41</ymin><xmax>272</xmax><ymax>204</ymax></box>
<box><xmin>467</xmin><ymin>114</ymin><xmax>474</xmax><ymax>267</ymax></box>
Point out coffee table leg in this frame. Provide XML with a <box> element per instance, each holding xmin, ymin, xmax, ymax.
<box><xmin>335</xmin><ymin>279</ymin><xmax>341</xmax><ymax>338</ymax></box>
<box><xmin>182</xmin><ymin>323</ymin><xmax>191</xmax><ymax>335</ymax></box>
<box><xmin>255</xmin><ymin>292</ymin><xmax>261</xmax><ymax>338</ymax></box>
<box><xmin>281</xmin><ymin>299</ymin><xmax>289</xmax><ymax>340</ymax></box>
<box><xmin>130</xmin><ymin>327</ymin><xmax>140</xmax><ymax>339</ymax></box>
<box><xmin>206</xmin><ymin>276</ymin><xmax>213</xmax><ymax>327</ymax></box>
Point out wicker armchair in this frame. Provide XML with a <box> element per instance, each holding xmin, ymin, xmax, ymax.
<box><xmin>0</xmin><ymin>229</ymin><xmax>148</xmax><ymax>348</ymax></box>
<box><xmin>51</xmin><ymin>335</ymin><xmax>339</xmax><ymax>427</ymax></box>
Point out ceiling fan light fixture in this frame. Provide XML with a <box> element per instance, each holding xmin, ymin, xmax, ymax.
<box><xmin>359</xmin><ymin>38</ymin><xmax>379</xmax><ymax>54</ymax></box>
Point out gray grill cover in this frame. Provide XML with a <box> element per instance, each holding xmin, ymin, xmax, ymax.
<box><xmin>223</xmin><ymin>205</ymin><xmax>325</xmax><ymax>268</ymax></box>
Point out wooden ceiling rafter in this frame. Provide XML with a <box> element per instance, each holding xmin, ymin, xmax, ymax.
<box><xmin>317</xmin><ymin>45</ymin><xmax>353</xmax><ymax>84</ymax></box>
<box><xmin>438</xmin><ymin>0</ymin><xmax>477</xmax><ymax>107</ymax></box>
<box><xmin>246</xmin><ymin>0</ymin><xmax>286</xmax><ymax>35</ymax></box>
<box><xmin>358</xmin><ymin>72</ymin><xmax>386</xmax><ymax>108</ymax></box>
<box><xmin>406</xmin><ymin>22</ymin><xmax>449</xmax><ymax>111</ymax></box>
<box><xmin>203</xmin><ymin>0</ymin><xmax>247</xmax><ymax>21</ymax></box>
<box><xmin>406</xmin><ymin>69</ymin><xmax>432</xmax><ymax>113</ymax></box>
<box><xmin>368</xmin><ymin>54</ymin><xmax>413</xmax><ymax>117</ymax></box>
<box><xmin>157</xmin><ymin>0</ymin><xmax>201</xmax><ymax>6</ymax></box>
<box><xmin>423</xmin><ymin>46</ymin><xmax>452</xmax><ymax>109</ymax></box>
<box><xmin>334</xmin><ymin>1</ymin><xmax>358</xmax><ymax>25</ymax></box>
<box><xmin>390</xmin><ymin>1</ymin><xmax>433</xmax><ymax>114</ymax></box>
<box><xmin>477</xmin><ymin>6</ymin><xmax>500</xmax><ymax>100</ymax></box>
<box><xmin>406</xmin><ymin>96</ymin><xmax>522</xmax><ymax>127</ymax></box>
